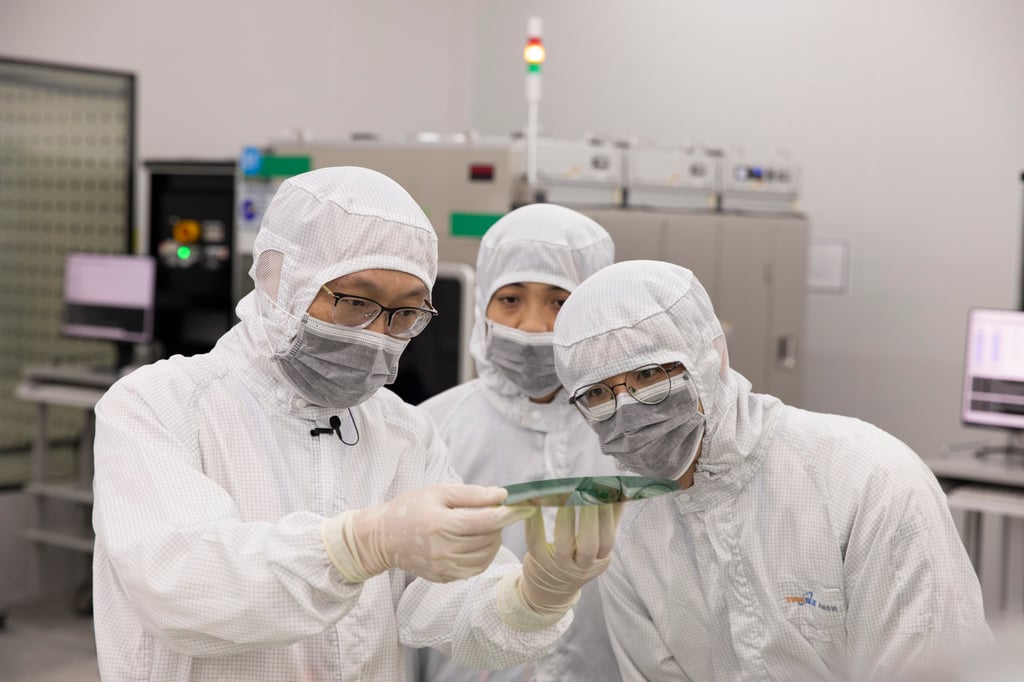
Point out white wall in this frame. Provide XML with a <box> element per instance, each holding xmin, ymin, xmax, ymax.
<box><xmin>0</xmin><ymin>0</ymin><xmax>482</xmax><ymax>595</ymax></box>
<box><xmin>2</xmin><ymin>0</ymin><xmax>1022</xmax><ymax>459</ymax></box>
<box><xmin>472</xmin><ymin>0</ymin><xmax>1024</xmax><ymax>459</ymax></box>
<box><xmin>0</xmin><ymin>0</ymin><xmax>480</xmax><ymax>245</ymax></box>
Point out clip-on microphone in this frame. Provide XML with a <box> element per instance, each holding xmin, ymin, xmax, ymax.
<box><xmin>310</xmin><ymin>413</ymin><xmax>358</xmax><ymax>445</ymax></box>
<box><xmin>309</xmin><ymin>415</ymin><xmax>342</xmax><ymax>437</ymax></box>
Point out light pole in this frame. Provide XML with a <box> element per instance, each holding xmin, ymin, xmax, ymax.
<box><xmin>524</xmin><ymin>16</ymin><xmax>545</xmax><ymax>194</ymax></box>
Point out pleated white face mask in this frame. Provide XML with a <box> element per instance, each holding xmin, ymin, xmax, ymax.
<box><xmin>485</xmin><ymin>320</ymin><xmax>562</xmax><ymax>399</ymax></box>
<box><xmin>274</xmin><ymin>315</ymin><xmax>408</xmax><ymax>408</ymax></box>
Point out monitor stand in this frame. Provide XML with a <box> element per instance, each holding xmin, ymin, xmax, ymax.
<box><xmin>974</xmin><ymin>432</ymin><xmax>1024</xmax><ymax>459</ymax></box>
<box><xmin>115</xmin><ymin>341</ymin><xmax>134</xmax><ymax>372</ymax></box>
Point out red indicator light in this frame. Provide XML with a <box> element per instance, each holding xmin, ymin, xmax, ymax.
<box><xmin>469</xmin><ymin>164</ymin><xmax>495</xmax><ymax>182</ymax></box>
<box><xmin>524</xmin><ymin>38</ymin><xmax>545</xmax><ymax>65</ymax></box>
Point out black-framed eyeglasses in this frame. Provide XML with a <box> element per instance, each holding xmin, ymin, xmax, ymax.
<box><xmin>569</xmin><ymin>362</ymin><xmax>686</xmax><ymax>421</ymax></box>
<box><xmin>321</xmin><ymin>285</ymin><xmax>438</xmax><ymax>339</ymax></box>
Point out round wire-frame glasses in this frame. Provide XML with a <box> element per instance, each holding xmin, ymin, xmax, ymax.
<box><xmin>321</xmin><ymin>285</ymin><xmax>438</xmax><ymax>339</ymax></box>
<box><xmin>569</xmin><ymin>361</ymin><xmax>686</xmax><ymax>421</ymax></box>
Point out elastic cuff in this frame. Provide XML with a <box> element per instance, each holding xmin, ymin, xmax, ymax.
<box><xmin>496</xmin><ymin>570</ymin><xmax>574</xmax><ymax>632</ymax></box>
<box><xmin>321</xmin><ymin>512</ymin><xmax>372</xmax><ymax>584</ymax></box>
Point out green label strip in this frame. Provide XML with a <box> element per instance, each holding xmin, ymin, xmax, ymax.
<box><xmin>450</xmin><ymin>212</ymin><xmax>504</xmax><ymax>238</ymax></box>
<box><xmin>256</xmin><ymin>155</ymin><xmax>311</xmax><ymax>177</ymax></box>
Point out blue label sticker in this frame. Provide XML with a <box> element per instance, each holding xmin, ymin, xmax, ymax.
<box><xmin>240</xmin><ymin>146</ymin><xmax>263</xmax><ymax>176</ymax></box>
<box><xmin>241</xmin><ymin>198</ymin><xmax>256</xmax><ymax>221</ymax></box>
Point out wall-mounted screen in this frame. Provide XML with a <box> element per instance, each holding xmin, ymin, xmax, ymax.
<box><xmin>62</xmin><ymin>252</ymin><xmax>156</xmax><ymax>344</ymax></box>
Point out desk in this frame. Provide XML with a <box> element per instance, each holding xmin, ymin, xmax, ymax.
<box><xmin>928</xmin><ymin>454</ymin><xmax>1024</xmax><ymax>490</ymax></box>
<box><xmin>14</xmin><ymin>369</ymin><xmax>112</xmax><ymax>555</ymax></box>
<box><xmin>927</xmin><ymin>452</ymin><xmax>1024</xmax><ymax>617</ymax></box>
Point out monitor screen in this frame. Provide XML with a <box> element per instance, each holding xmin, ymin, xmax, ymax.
<box><xmin>962</xmin><ymin>307</ymin><xmax>1024</xmax><ymax>431</ymax></box>
<box><xmin>388</xmin><ymin>262</ymin><xmax>476</xmax><ymax>405</ymax></box>
<box><xmin>62</xmin><ymin>252</ymin><xmax>157</xmax><ymax>343</ymax></box>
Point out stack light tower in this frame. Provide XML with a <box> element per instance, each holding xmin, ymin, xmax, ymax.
<box><xmin>524</xmin><ymin>16</ymin><xmax>545</xmax><ymax>192</ymax></box>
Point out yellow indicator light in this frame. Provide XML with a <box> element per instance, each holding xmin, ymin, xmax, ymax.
<box><xmin>172</xmin><ymin>218</ymin><xmax>202</xmax><ymax>244</ymax></box>
<box><xmin>524</xmin><ymin>39</ymin><xmax>545</xmax><ymax>65</ymax></box>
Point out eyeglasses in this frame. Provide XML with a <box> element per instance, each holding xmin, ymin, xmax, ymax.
<box><xmin>569</xmin><ymin>362</ymin><xmax>686</xmax><ymax>421</ymax></box>
<box><xmin>321</xmin><ymin>286</ymin><xmax>438</xmax><ymax>339</ymax></box>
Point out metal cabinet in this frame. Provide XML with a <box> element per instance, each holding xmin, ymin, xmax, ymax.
<box><xmin>582</xmin><ymin>210</ymin><xmax>807</xmax><ymax>406</ymax></box>
<box><xmin>260</xmin><ymin>141</ymin><xmax>809</xmax><ymax>406</ymax></box>
<box><xmin>579</xmin><ymin>209</ymin><xmax>668</xmax><ymax>264</ymax></box>
<box><xmin>715</xmin><ymin>214</ymin><xmax>808</xmax><ymax>405</ymax></box>
<box><xmin>271</xmin><ymin>140</ymin><xmax>525</xmax><ymax>271</ymax></box>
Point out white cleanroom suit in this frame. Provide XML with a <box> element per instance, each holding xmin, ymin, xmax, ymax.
<box><xmin>552</xmin><ymin>260</ymin><xmax>990</xmax><ymax>682</ymax></box>
<box><xmin>416</xmin><ymin>204</ymin><xmax>623</xmax><ymax>682</ymax></box>
<box><xmin>92</xmin><ymin>168</ymin><xmax>572</xmax><ymax>681</ymax></box>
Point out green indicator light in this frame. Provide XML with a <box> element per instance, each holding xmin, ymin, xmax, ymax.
<box><xmin>177</xmin><ymin>245</ymin><xmax>191</xmax><ymax>260</ymax></box>
<box><xmin>527</xmin><ymin>63</ymin><xmax>541</xmax><ymax>73</ymax></box>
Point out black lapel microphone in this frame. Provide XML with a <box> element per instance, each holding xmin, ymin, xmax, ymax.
<box><xmin>309</xmin><ymin>410</ymin><xmax>359</xmax><ymax>445</ymax></box>
<box><xmin>309</xmin><ymin>416</ymin><xmax>341</xmax><ymax>437</ymax></box>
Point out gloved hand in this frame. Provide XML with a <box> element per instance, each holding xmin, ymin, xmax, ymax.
<box><xmin>338</xmin><ymin>483</ymin><xmax>534</xmax><ymax>583</ymax></box>
<box><xmin>517</xmin><ymin>504</ymin><xmax>622</xmax><ymax>615</ymax></box>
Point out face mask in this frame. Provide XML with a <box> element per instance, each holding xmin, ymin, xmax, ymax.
<box><xmin>485</xmin><ymin>321</ymin><xmax>562</xmax><ymax>399</ymax></box>
<box><xmin>590</xmin><ymin>378</ymin><xmax>706</xmax><ymax>480</ymax></box>
<box><xmin>274</xmin><ymin>315</ymin><xmax>408</xmax><ymax>408</ymax></box>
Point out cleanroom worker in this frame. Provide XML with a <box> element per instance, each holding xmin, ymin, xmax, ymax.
<box><xmin>91</xmin><ymin>167</ymin><xmax>618</xmax><ymax>681</ymax></box>
<box><xmin>550</xmin><ymin>260</ymin><xmax>989</xmax><ymax>681</ymax></box>
<box><xmin>415</xmin><ymin>204</ymin><xmax>623</xmax><ymax>681</ymax></box>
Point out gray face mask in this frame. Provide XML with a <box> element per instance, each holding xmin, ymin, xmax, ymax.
<box><xmin>485</xmin><ymin>321</ymin><xmax>562</xmax><ymax>399</ymax></box>
<box><xmin>590</xmin><ymin>378</ymin><xmax>706</xmax><ymax>480</ymax></box>
<box><xmin>275</xmin><ymin>315</ymin><xmax>408</xmax><ymax>408</ymax></box>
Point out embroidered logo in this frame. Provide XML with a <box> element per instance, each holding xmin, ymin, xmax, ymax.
<box><xmin>784</xmin><ymin>591</ymin><xmax>839</xmax><ymax>612</ymax></box>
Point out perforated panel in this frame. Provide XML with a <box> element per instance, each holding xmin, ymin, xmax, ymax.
<box><xmin>0</xmin><ymin>59</ymin><xmax>134</xmax><ymax>471</ymax></box>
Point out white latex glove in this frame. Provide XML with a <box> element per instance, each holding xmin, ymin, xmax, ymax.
<box><xmin>331</xmin><ymin>483</ymin><xmax>534</xmax><ymax>584</ymax></box>
<box><xmin>518</xmin><ymin>504</ymin><xmax>622</xmax><ymax>615</ymax></box>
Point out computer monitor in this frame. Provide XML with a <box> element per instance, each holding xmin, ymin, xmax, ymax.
<box><xmin>388</xmin><ymin>262</ymin><xmax>476</xmax><ymax>405</ymax></box>
<box><xmin>62</xmin><ymin>252</ymin><xmax>157</xmax><ymax>344</ymax></box>
<box><xmin>961</xmin><ymin>308</ymin><xmax>1024</xmax><ymax>454</ymax></box>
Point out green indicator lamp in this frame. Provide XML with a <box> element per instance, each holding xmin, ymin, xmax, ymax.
<box><xmin>524</xmin><ymin>37</ymin><xmax>545</xmax><ymax>72</ymax></box>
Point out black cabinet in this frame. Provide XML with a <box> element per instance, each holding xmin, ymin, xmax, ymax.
<box><xmin>146</xmin><ymin>161</ymin><xmax>236</xmax><ymax>358</ymax></box>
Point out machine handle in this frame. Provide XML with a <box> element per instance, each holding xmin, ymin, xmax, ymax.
<box><xmin>776</xmin><ymin>334</ymin><xmax>798</xmax><ymax>370</ymax></box>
